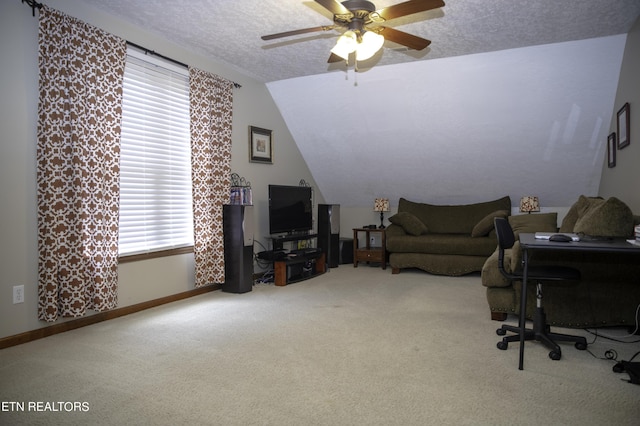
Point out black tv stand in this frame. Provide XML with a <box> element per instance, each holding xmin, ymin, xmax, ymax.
<box><xmin>268</xmin><ymin>233</ymin><xmax>325</xmax><ymax>286</ymax></box>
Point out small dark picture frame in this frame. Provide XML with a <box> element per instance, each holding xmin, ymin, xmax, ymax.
<box><xmin>617</xmin><ymin>102</ymin><xmax>630</xmax><ymax>149</ymax></box>
<box><xmin>249</xmin><ymin>126</ymin><xmax>273</xmax><ymax>164</ymax></box>
<box><xmin>607</xmin><ymin>132</ymin><xmax>616</xmax><ymax>168</ymax></box>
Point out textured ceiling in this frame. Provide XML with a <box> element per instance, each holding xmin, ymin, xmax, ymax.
<box><xmin>76</xmin><ymin>0</ymin><xmax>640</xmax><ymax>83</ymax></box>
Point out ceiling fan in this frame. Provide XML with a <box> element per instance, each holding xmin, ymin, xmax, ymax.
<box><xmin>261</xmin><ymin>0</ymin><xmax>445</xmax><ymax>64</ymax></box>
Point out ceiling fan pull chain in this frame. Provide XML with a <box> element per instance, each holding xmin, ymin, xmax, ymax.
<box><xmin>354</xmin><ymin>63</ymin><xmax>359</xmax><ymax>87</ymax></box>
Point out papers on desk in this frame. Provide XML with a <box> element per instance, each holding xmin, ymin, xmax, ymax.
<box><xmin>534</xmin><ymin>232</ymin><xmax>581</xmax><ymax>241</ymax></box>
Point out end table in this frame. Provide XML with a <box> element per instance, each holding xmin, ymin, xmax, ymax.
<box><xmin>353</xmin><ymin>228</ymin><xmax>387</xmax><ymax>270</ymax></box>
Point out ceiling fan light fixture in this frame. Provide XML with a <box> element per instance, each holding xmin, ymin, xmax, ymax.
<box><xmin>355</xmin><ymin>31</ymin><xmax>384</xmax><ymax>61</ymax></box>
<box><xmin>330</xmin><ymin>30</ymin><xmax>357</xmax><ymax>60</ymax></box>
<box><xmin>261</xmin><ymin>0</ymin><xmax>444</xmax><ymax>69</ymax></box>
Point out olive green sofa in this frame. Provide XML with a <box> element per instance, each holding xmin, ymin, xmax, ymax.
<box><xmin>481</xmin><ymin>195</ymin><xmax>640</xmax><ymax>328</ymax></box>
<box><xmin>386</xmin><ymin>196</ymin><xmax>511</xmax><ymax>276</ymax></box>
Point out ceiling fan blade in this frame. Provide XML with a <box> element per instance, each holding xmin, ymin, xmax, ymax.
<box><xmin>378</xmin><ymin>26</ymin><xmax>431</xmax><ymax>50</ymax></box>
<box><xmin>375</xmin><ymin>0</ymin><xmax>445</xmax><ymax>21</ymax></box>
<box><xmin>261</xmin><ymin>26</ymin><xmax>334</xmax><ymax>41</ymax></box>
<box><xmin>327</xmin><ymin>53</ymin><xmax>344</xmax><ymax>63</ymax></box>
<box><xmin>315</xmin><ymin>0</ymin><xmax>351</xmax><ymax>16</ymax></box>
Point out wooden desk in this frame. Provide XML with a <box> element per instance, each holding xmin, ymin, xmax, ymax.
<box><xmin>516</xmin><ymin>233</ymin><xmax>640</xmax><ymax>370</ymax></box>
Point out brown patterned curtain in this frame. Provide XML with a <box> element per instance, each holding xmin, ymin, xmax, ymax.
<box><xmin>37</xmin><ymin>6</ymin><xmax>126</xmax><ymax>321</ymax></box>
<box><xmin>189</xmin><ymin>68</ymin><xmax>234</xmax><ymax>287</ymax></box>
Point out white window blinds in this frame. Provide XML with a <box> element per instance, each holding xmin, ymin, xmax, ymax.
<box><xmin>118</xmin><ymin>50</ymin><xmax>193</xmax><ymax>256</ymax></box>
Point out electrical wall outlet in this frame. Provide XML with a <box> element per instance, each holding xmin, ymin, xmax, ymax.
<box><xmin>13</xmin><ymin>285</ymin><xmax>24</xmax><ymax>304</ymax></box>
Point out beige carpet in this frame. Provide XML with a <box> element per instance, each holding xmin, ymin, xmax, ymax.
<box><xmin>1</xmin><ymin>267</ymin><xmax>638</xmax><ymax>425</ymax></box>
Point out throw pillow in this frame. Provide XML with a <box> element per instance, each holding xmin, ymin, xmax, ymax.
<box><xmin>508</xmin><ymin>212</ymin><xmax>558</xmax><ymax>238</ymax></box>
<box><xmin>573</xmin><ymin>197</ymin><xmax>633</xmax><ymax>237</ymax></box>
<box><xmin>388</xmin><ymin>212</ymin><xmax>428</xmax><ymax>236</ymax></box>
<box><xmin>471</xmin><ymin>210</ymin><xmax>509</xmax><ymax>237</ymax></box>
<box><xmin>559</xmin><ymin>195</ymin><xmax>603</xmax><ymax>232</ymax></box>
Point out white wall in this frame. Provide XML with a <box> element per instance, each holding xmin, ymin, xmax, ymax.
<box><xmin>0</xmin><ymin>0</ymin><xmax>320</xmax><ymax>339</ymax></box>
<box><xmin>599</xmin><ymin>16</ymin><xmax>640</xmax><ymax>212</ymax></box>
<box><xmin>269</xmin><ymin>36</ymin><xmax>626</xmax><ymax>211</ymax></box>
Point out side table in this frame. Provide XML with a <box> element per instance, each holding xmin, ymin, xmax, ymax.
<box><xmin>353</xmin><ymin>228</ymin><xmax>387</xmax><ymax>270</ymax></box>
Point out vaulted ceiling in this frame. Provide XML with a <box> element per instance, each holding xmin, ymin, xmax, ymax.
<box><xmin>268</xmin><ymin>35</ymin><xmax>626</xmax><ymax>207</ymax></box>
<box><xmin>75</xmin><ymin>0</ymin><xmax>640</xmax><ymax>208</ymax></box>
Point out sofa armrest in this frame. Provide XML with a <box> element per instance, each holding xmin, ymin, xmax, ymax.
<box><xmin>385</xmin><ymin>223</ymin><xmax>406</xmax><ymax>238</ymax></box>
<box><xmin>481</xmin><ymin>249</ymin><xmax>512</xmax><ymax>288</ymax></box>
<box><xmin>509</xmin><ymin>241</ymin><xmax>524</xmax><ymax>274</ymax></box>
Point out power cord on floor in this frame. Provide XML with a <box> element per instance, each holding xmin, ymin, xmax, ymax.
<box><xmin>584</xmin><ymin>327</ymin><xmax>640</xmax><ymax>345</ymax></box>
<box><xmin>583</xmin><ymin>326</ymin><xmax>640</xmax><ymax>384</ymax></box>
<box><xmin>584</xmin><ymin>346</ymin><xmax>619</xmax><ymax>362</ymax></box>
<box><xmin>255</xmin><ymin>269</ymin><xmax>274</xmax><ymax>285</ymax></box>
<box><xmin>582</xmin><ymin>302</ymin><xmax>640</xmax><ymax>344</ymax></box>
<box><xmin>253</xmin><ymin>240</ymin><xmax>275</xmax><ymax>281</ymax></box>
<box><xmin>583</xmin><ymin>325</ymin><xmax>640</xmax><ymax>367</ymax></box>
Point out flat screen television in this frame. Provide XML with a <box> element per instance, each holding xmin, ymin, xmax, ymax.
<box><xmin>268</xmin><ymin>184</ymin><xmax>313</xmax><ymax>235</ymax></box>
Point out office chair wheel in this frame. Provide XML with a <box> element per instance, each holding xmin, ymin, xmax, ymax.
<box><xmin>496</xmin><ymin>328</ymin><xmax>507</xmax><ymax>336</ymax></box>
<box><xmin>549</xmin><ymin>350</ymin><xmax>561</xmax><ymax>361</ymax></box>
<box><xmin>575</xmin><ymin>342</ymin><xmax>587</xmax><ymax>351</ymax></box>
<box><xmin>497</xmin><ymin>341</ymin><xmax>508</xmax><ymax>350</ymax></box>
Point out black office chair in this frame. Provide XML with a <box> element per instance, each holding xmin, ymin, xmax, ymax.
<box><xmin>493</xmin><ymin>217</ymin><xmax>587</xmax><ymax>360</ymax></box>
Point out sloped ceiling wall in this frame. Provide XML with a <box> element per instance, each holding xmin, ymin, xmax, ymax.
<box><xmin>267</xmin><ymin>35</ymin><xmax>626</xmax><ymax>208</ymax></box>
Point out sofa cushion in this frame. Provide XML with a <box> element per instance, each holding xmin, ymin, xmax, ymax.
<box><xmin>471</xmin><ymin>210</ymin><xmax>510</xmax><ymax>237</ymax></box>
<box><xmin>573</xmin><ymin>197</ymin><xmax>634</xmax><ymax>237</ymax></box>
<box><xmin>508</xmin><ymin>213</ymin><xmax>558</xmax><ymax>238</ymax></box>
<box><xmin>397</xmin><ymin>196</ymin><xmax>511</xmax><ymax>234</ymax></box>
<box><xmin>388</xmin><ymin>212</ymin><xmax>428</xmax><ymax>236</ymax></box>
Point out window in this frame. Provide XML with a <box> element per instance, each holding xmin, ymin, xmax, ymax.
<box><xmin>118</xmin><ymin>48</ymin><xmax>193</xmax><ymax>256</ymax></box>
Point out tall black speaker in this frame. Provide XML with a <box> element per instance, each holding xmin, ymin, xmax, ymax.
<box><xmin>318</xmin><ymin>204</ymin><xmax>340</xmax><ymax>268</ymax></box>
<box><xmin>223</xmin><ymin>205</ymin><xmax>254</xmax><ymax>293</ymax></box>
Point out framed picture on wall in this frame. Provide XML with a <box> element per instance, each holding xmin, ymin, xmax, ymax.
<box><xmin>617</xmin><ymin>102</ymin><xmax>630</xmax><ymax>149</ymax></box>
<box><xmin>249</xmin><ymin>126</ymin><xmax>273</xmax><ymax>164</ymax></box>
<box><xmin>607</xmin><ymin>132</ymin><xmax>616</xmax><ymax>168</ymax></box>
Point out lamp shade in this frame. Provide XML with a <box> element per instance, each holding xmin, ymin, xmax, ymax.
<box><xmin>374</xmin><ymin>198</ymin><xmax>390</xmax><ymax>212</ymax></box>
<box><xmin>519</xmin><ymin>196</ymin><xmax>540</xmax><ymax>213</ymax></box>
<box><xmin>330</xmin><ymin>31</ymin><xmax>357</xmax><ymax>60</ymax></box>
<box><xmin>356</xmin><ymin>31</ymin><xmax>384</xmax><ymax>61</ymax></box>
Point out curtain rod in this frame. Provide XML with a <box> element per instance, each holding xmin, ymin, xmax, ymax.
<box><xmin>127</xmin><ymin>41</ymin><xmax>190</xmax><ymax>69</ymax></box>
<box><xmin>22</xmin><ymin>0</ymin><xmax>42</xmax><ymax>16</ymax></box>
<box><xmin>126</xmin><ymin>42</ymin><xmax>241</xmax><ymax>89</ymax></box>
<box><xmin>22</xmin><ymin>1</ymin><xmax>241</xmax><ymax>89</ymax></box>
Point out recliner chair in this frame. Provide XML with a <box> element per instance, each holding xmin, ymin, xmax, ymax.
<box><xmin>493</xmin><ymin>217</ymin><xmax>587</xmax><ymax>360</ymax></box>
